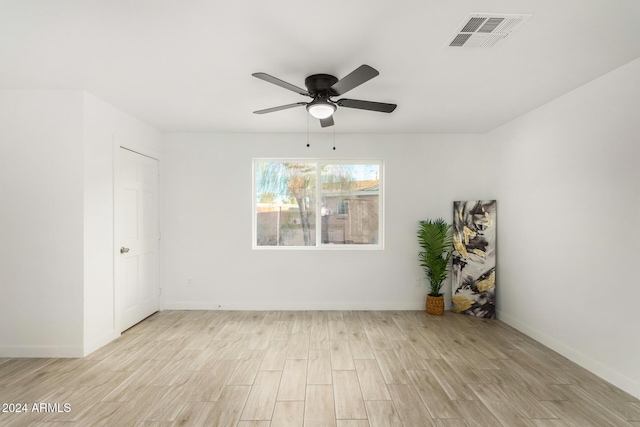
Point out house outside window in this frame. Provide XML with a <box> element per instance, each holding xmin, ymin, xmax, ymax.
<box><xmin>254</xmin><ymin>159</ymin><xmax>383</xmax><ymax>249</ymax></box>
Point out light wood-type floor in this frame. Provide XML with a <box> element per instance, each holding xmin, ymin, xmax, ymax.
<box><xmin>1</xmin><ymin>310</ymin><xmax>639</xmax><ymax>426</ymax></box>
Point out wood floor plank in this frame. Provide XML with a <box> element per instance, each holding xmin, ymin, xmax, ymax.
<box><xmin>377</xmin><ymin>316</ymin><xmax>407</xmax><ymax>341</ymax></box>
<box><xmin>363</xmin><ymin>323</ymin><xmax>391</xmax><ymax>349</ymax></box>
<box><xmin>373</xmin><ymin>349</ymin><xmax>411</xmax><ymax>385</ymax></box>
<box><xmin>530</xmin><ymin>420</ymin><xmax>571</xmax><ymax>427</ymax></box>
<box><xmin>309</xmin><ymin>323</ymin><xmax>331</xmax><ymax>350</ymax></box>
<box><xmin>307</xmin><ymin>349</ymin><xmax>332</xmax><ymax>385</ymax></box>
<box><xmin>488</xmin><ymin>379</ymin><xmax>560</xmax><ymax>419</ymax></box>
<box><xmin>293</xmin><ymin>313</ymin><xmax>312</xmax><ymax>334</ymax></box>
<box><xmin>445</xmin><ymin>338</ymin><xmax>501</xmax><ymax>370</ymax></box>
<box><xmin>387</xmin><ymin>383</ymin><xmax>436</xmax><ymax>426</ymax></box>
<box><xmin>259</xmin><ymin>339</ymin><xmax>288</xmax><ymax>371</ymax></box>
<box><xmin>278</xmin><ymin>358</ymin><xmax>307</xmax><ymax>401</ymax></box>
<box><xmin>329</xmin><ymin>316</ymin><xmax>349</xmax><ymax>340</ymax></box>
<box><xmin>407</xmin><ymin>369</ymin><xmax>462</xmax><ymax>419</ymax></box>
<box><xmin>144</xmin><ymin>384</ymin><xmax>193</xmax><ymax>422</ymax></box>
<box><xmin>453</xmin><ymin>400</ymin><xmax>502</xmax><ymax>427</ymax></box>
<box><xmin>305</xmin><ymin>384</ymin><xmax>337</xmax><ymax>427</ymax></box>
<box><xmin>286</xmin><ymin>333</ymin><xmax>310</xmax><ymax>359</ymax></box>
<box><xmin>407</xmin><ymin>331</ymin><xmax>444</xmax><ymax>359</ymax></box>
<box><xmin>342</xmin><ymin>312</ymin><xmax>366</xmax><ymax>334</ymax></box>
<box><xmin>390</xmin><ymin>340</ymin><xmax>427</xmax><ymax>370</ymax></box>
<box><xmin>554</xmin><ymin>371</ymin><xmax>640</xmax><ymax>420</ymax></box>
<box><xmin>468</xmin><ymin>383</ymin><xmax>536</xmax><ymax>427</ymax></box>
<box><xmin>331</xmin><ymin>340</ymin><xmax>356</xmax><ymax>370</ymax></box>
<box><xmin>548</xmin><ymin>384</ymin><xmax>634</xmax><ymax>426</ymax></box>
<box><xmin>389</xmin><ymin>312</ymin><xmax>420</xmax><ymax>334</ymax></box>
<box><xmin>348</xmin><ymin>332</ymin><xmax>376</xmax><ymax>360</ymax></box>
<box><xmin>40</xmin><ymin>386</ymin><xmax>97</xmax><ymax>422</ymax></box>
<box><xmin>437</xmin><ymin>349</ymin><xmax>490</xmax><ymax>384</ymax></box>
<box><xmin>189</xmin><ymin>358</ymin><xmax>238</xmax><ymax>401</ymax></box>
<box><xmin>271</xmin><ymin>400</ymin><xmax>305</xmax><ymax>427</ymax></box>
<box><xmin>273</xmin><ymin>320</ymin><xmax>295</xmax><ymax>341</ymax></box>
<box><xmin>542</xmin><ymin>400</ymin><xmax>601</xmax><ymax>427</ymax></box>
<box><xmin>147</xmin><ymin>359</ymin><xmax>194</xmax><ymax>387</ymax></box>
<box><xmin>171</xmin><ymin>401</ymin><xmax>215</xmax><ymax>427</ymax></box>
<box><xmin>427</xmin><ymin>359</ymin><xmax>476</xmax><ymax>401</ymax></box>
<box><xmin>333</xmin><ymin>370</ymin><xmax>367</xmax><ymax>419</ymax></box>
<box><xmin>227</xmin><ymin>349</ymin><xmax>266</xmax><ymax>386</ymax></box>
<box><xmin>204</xmin><ymin>385</ymin><xmax>251</xmax><ymax>427</ymax></box>
<box><xmin>309</xmin><ymin>311</ymin><xmax>329</xmax><ymax>349</ymax></box>
<box><xmin>337</xmin><ymin>420</ymin><xmax>371</xmax><ymax>427</ymax></box>
<box><xmin>241</xmin><ymin>370</ymin><xmax>282</xmax><ymax>420</ymax></box>
<box><xmin>364</xmin><ymin>400</ymin><xmax>403</xmax><ymax>427</ymax></box>
<box><xmin>435</xmin><ymin>419</ymin><xmax>470</xmax><ymax>427</ymax></box>
<box><xmin>484</xmin><ymin>361</ymin><xmax>564</xmax><ymax>401</ymax></box>
<box><xmin>354</xmin><ymin>359</ymin><xmax>391</xmax><ymax>401</ymax></box>
<box><xmin>216</xmin><ymin>337</ymin><xmax>250</xmax><ymax>360</ymax></box>
<box><xmin>63</xmin><ymin>400</ymin><xmax>124</xmax><ymax>426</ymax></box>
<box><xmin>632</xmin><ymin>403</ymin><xmax>640</xmax><ymax>421</ymax></box>
<box><xmin>105</xmin><ymin>385</ymin><xmax>170</xmax><ymax>426</ymax></box>
<box><xmin>247</xmin><ymin>324</ymin><xmax>276</xmax><ymax>350</ymax></box>
<box><xmin>237</xmin><ymin>421</ymin><xmax>271</xmax><ymax>427</ymax></box>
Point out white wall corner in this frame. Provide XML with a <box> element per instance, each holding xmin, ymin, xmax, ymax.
<box><xmin>83</xmin><ymin>331</ymin><xmax>121</xmax><ymax>357</ymax></box>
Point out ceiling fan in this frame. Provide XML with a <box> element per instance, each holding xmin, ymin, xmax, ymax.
<box><xmin>252</xmin><ymin>64</ymin><xmax>397</xmax><ymax>128</ymax></box>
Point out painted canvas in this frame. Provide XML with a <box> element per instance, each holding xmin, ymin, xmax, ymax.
<box><xmin>451</xmin><ymin>200</ymin><xmax>496</xmax><ymax>319</ymax></box>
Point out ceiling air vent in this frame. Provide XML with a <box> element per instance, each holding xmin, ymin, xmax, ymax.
<box><xmin>446</xmin><ymin>13</ymin><xmax>532</xmax><ymax>48</ymax></box>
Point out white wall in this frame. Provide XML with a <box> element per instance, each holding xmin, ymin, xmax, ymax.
<box><xmin>484</xmin><ymin>58</ymin><xmax>640</xmax><ymax>398</ymax></box>
<box><xmin>162</xmin><ymin>132</ymin><xmax>487</xmax><ymax>310</ymax></box>
<box><xmin>82</xmin><ymin>92</ymin><xmax>162</xmax><ymax>355</ymax></box>
<box><xmin>0</xmin><ymin>90</ymin><xmax>85</xmax><ymax>357</ymax></box>
<box><xmin>0</xmin><ymin>90</ymin><xmax>162</xmax><ymax>357</ymax></box>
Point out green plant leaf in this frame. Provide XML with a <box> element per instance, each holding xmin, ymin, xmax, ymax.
<box><xmin>417</xmin><ymin>218</ymin><xmax>453</xmax><ymax>296</ymax></box>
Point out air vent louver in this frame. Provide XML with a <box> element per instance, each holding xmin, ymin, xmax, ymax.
<box><xmin>447</xmin><ymin>13</ymin><xmax>532</xmax><ymax>48</ymax></box>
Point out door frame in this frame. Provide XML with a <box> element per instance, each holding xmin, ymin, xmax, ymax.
<box><xmin>113</xmin><ymin>136</ymin><xmax>163</xmax><ymax>333</ymax></box>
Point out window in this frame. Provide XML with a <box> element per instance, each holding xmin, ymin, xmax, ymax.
<box><xmin>337</xmin><ymin>199</ymin><xmax>349</xmax><ymax>216</ymax></box>
<box><xmin>254</xmin><ymin>159</ymin><xmax>383</xmax><ymax>249</ymax></box>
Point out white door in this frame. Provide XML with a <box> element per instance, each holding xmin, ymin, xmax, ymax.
<box><xmin>115</xmin><ymin>147</ymin><xmax>160</xmax><ymax>332</ymax></box>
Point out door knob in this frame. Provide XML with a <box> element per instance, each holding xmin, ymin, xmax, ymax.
<box><xmin>120</xmin><ymin>247</ymin><xmax>130</xmax><ymax>254</ymax></box>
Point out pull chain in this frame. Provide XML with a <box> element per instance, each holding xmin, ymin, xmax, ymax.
<box><xmin>306</xmin><ymin>113</ymin><xmax>310</xmax><ymax>148</ymax></box>
<box><xmin>332</xmin><ymin>120</ymin><xmax>336</xmax><ymax>151</ymax></box>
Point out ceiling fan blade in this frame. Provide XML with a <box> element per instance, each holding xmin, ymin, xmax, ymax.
<box><xmin>320</xmin><ymin>116</ymin><xmax>334</xmax><ymax>128</ymax></box>
<box><xmin>252</xmin><ymin>72</ymin><xmax>309</xmax><ymax>96</ymax></box>
<box><xmin>330</xmin><ymin>65</ymin><xmax>379</xmax><ymax>96</ymax></box>
<box><xmin>253</xmin><ymin>102</ymin><xmax>307</xmax><ymax>114</ymax></box>
<box><xmin>337</xmin><ymin>98</ymin><xmax>397</xmax><ymax>113</ymax></box>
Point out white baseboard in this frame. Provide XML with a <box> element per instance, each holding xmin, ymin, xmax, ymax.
<box><xmin>163</xmin><ymin>301</ymin><xmax>425</xmax><ymax>311</ymax></box>
<box><xmin>497</xmin><ymin>309</ymin><xmax>640</xmax><ymax>400</ymax></box>
<box><xmin>83</xmin><ymin>330</ymin><xmax>121</xmax><ymax>357</ymax></box>
<box><xmin>0</xmin><ymin>344</ymin><xmax>84</xmax><ymax>358</ymax></box>
<box><xmin>0</xmin><ymin>331</ymin><xmax>121</xmax><ymax>358</ymax></box>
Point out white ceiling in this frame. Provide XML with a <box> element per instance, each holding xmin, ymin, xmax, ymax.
<box><xmin>1</xmin><ymin>0</ymin><xmax>639</xmax><ymax>134</ymax></box>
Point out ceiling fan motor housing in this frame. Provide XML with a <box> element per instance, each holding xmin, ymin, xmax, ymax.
<box><xmin>305</xmin><ymin>74</ymin><xmax>339</xmax><ymax>97</ymax></box>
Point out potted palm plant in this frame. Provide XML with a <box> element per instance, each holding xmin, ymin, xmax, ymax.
<box><xmin>417</xmin><ymin>218</ymin><xmax>453</xmax><ymax>315</ymax></box>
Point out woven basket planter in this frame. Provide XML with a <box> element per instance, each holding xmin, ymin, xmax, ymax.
<box><xmin>426</xmin><ymin>295</ymin><xmax>444</xmax><ymax>316</ymax></box>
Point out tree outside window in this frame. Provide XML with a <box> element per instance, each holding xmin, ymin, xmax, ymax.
<box><xmin>254</xmin><ymin>160</ymin><xmax>382</xmax><ymax>248</ymax></box>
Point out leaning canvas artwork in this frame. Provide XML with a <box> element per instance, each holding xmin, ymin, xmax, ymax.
<box><xmin>451</xmin><ymin>200</ymin><xmax>497</xmax><ymax>319</ymax></box>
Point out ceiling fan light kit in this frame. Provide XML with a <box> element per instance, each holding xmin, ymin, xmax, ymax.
<box><xmin>306</xmin><ymin>99</ymin><xmax>336</xmax><ymax>119</ymax></box>
<box><xmin>252</xmin><ymin>64</ymin><xmax>397</xmax><ymax>128</ymax></box>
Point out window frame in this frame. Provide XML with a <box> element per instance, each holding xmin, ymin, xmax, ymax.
<box><xmin>252</xmin><ymin>158</ymin><xmax>384</xmax><ymax>250</ymax></box>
